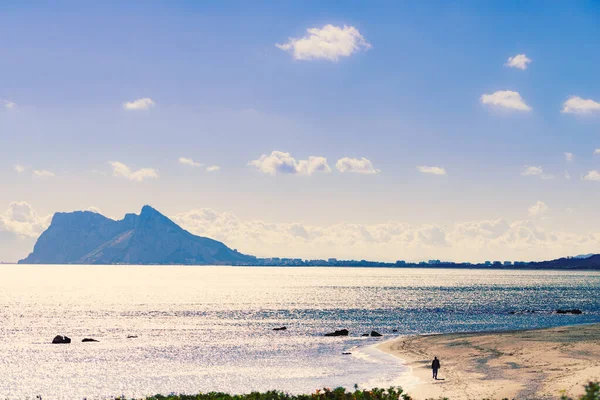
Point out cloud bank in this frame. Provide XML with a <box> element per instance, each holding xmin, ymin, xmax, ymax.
<box><xmin>4</xmin><ymin>201</ymin><xmax>600</xmax><ymax>263</ymax></box>
<box><xmin>171</xmin><ymin>208</ymin><xmax>600</xmax><ymax>262</ymax></box>
<box><xmin>0</xmin><ymin>202</ymin><xmax>51</xmax><ymax>239</ymax></box>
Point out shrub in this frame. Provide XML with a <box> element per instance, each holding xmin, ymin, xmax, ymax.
<box><xmin>112</xmin><ymin>382</ymin><xmax>600</xmax><ymax>400</ymax></box>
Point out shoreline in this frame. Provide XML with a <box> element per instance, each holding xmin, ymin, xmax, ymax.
<box><xmin>377</xmin><ymin>323</ymin><xmax>600</xmax><ymax>399</ymax></box>
<box><xmin>6</xmin><ymin>263</ymin><xmax>600</xmax><ymax>271</ymax></box>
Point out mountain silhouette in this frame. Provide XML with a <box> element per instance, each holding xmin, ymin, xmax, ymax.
<box><xmin>19</xmin><ymin>205</ymin><xmax>254</xmax><ymax>265</ymax></box>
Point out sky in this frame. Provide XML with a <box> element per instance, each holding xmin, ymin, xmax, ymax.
<box><xmin>1</xmin><ymin>0</ymin><xmax>600</xmax><ymax>263</ymax></box>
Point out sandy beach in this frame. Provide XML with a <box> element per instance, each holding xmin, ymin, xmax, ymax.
<box><xmin>378</xmin><ymin>323</ymin><xmax>600</xmax><ymax>400</ymax></box>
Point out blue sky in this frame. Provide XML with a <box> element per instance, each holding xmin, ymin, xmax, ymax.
<box><xmin>1</xmin><ymin>1</ymin><xmax>600</xmax><ymax>262</ymax></box>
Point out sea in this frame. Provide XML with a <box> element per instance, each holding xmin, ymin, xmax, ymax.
<box><xmin>1</xmin><ymin>265</ymin><xmax>599</xmax><ymax>399</ymax></box>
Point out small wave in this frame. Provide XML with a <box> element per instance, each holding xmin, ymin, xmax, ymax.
<box><xmin>350</xmin><ymin>340</ymin><xmax>416</xmax><ymax>390</ymax></box>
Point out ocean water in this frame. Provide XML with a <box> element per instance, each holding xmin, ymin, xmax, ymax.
<box><xmin>1</xmin><ymin>265</ymin><xmax>599</xmax><ymax>399</ymax></box>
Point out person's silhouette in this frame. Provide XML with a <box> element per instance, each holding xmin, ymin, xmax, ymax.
<box><xmin>431</xmin><ymin>356</ymin><xmax>440</xmax><ymax>379</ymax></box>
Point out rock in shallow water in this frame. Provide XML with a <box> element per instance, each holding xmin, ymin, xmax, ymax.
<box><xmin>556</xmin><ymin>309</ymin><xmax>583</xmax><ymax>314</ymax></box>
<box><xmin>325</xmin><ymin>329</ymin><xmax>349</xmax><ymax>337</ymax></box>
<box><xmin>82</xmin><ymin>338</ymin><xmax>99</xmax><ymax>342</ymax></box>
<box><xmin>370</xmin><ymin>331</ymin><xmax>383</xmax><ymax>337</ymax></box>
<box><xmin>52</xmin><ymin>335</ymin><xmax>71</xmax><ymax>344</ymax></box>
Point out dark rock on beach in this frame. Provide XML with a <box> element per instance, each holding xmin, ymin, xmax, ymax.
<box><xmin>361</xmin><ymin>333</ymin><xmax>369</xmax><ymax>337</ymax></box>
<box><xmin>273</xmin><ymin>327</ymin><xmax>287</xmax><ymax>331</ymax></box>
<box><xmin>556</xmin><ymin>309</ymin><xmax>583</xmax><ymax>314</ymax></box>
<box><xmin>52</xmin><ymin>335</ymin><xmax>71</xmax><ymax>344</ymax></box>
<box><xmin>82</xmin><ymin>338</ymin><xmax>99</xmax><ymax>342</ymax></box>
<box><xmin>325</xmin><ymin>329</ymin><xmax>349</xmax><ymax>337</ymax></box>
<box><xmin>370</xmin><ymin>331</ymin><xmax>383</xmax><ymax>337</ymax></box>
<box><xmin>342</xmin><ymin>352</ymin><xmax>352</xmax><ymax>355</ymax></box>
<box><xmin>127</xmin><ymin>335</ymin><xmax>138</xmax><ymax>339</ymax></box>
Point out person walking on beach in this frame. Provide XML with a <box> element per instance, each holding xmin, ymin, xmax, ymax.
<box><xmin>432</xmin><ymin>356</ymin><xmax>440</xmax><ymax>379</ymax></box>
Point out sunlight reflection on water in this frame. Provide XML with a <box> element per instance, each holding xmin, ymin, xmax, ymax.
<box><xmin>0</xmin><ymin>265</ymin><xmax>599</xmax><ymax>399</ymax></box>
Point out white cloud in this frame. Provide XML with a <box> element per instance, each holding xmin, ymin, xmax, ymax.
<box><xmin>171</xmin><ymin>208</ymin><xmax>600</xmax><ymax>262</ymax></box>
<box><xmin>249</xmin><ymin>151</ymin><xmax>330</xmax><ymax>176</ymax></box>
<box><xmin>1</xmin><ymin>99</ymin><xmax>16</xmax><ymax>110</ymax></box>
<box><xmin>595</xmin><ymin>149</ymin><xmax>600</xmax><ymax>155</ymax></box>
<box><xmin>206</xmin><ymin>165</ymin><xmax>220</xmax><ymax>172</ymax></box>
<box><xmin>521</xmin><ymin>165</ymin><xmax>543</xmax><ymax>176</ymax></box>
<box><xmin>583</xmin><ymin>170</ymin><xmax>600</xmax><ymax>181</ymax></box>
<box><xmin>528</xmin><ymin>201</ymin><xmax>549</xmax><ymax>217</ymax></box>
<box><xmin>0</xmin><ymin>201</ymin><xmax>51</xmax><ymax>239</ymax></box>
<box><xmin>297</xmin><ymin>157</ymin><xmax>330</xmax><ymax>175</ymax></box>
<box><xmin>564</xmin><ymin>152</ymin><xmax>574</xmax><ymax>162</ymax></box>
<box><xmin>179</xmin><ymin>157</ymin><xmax>202</xmax><ymax>167</ymax></box>
<box><xmin>32</xmin><ymin>169</ymin><xmax>55</xmax><ymax>178</ymax></box>
<box><xmin>561</xmin><ymin>96</ymin><xmax>600</xmax><ymax>114</ymax></box>
<box><xmin>505</xmin><ymin>54</ymin><xmax>532</xmax><ymax>70</ymax></box>
<box><xmin>276</xmin><ymin>24</ymin><xmax>371</xmax><ymax>61</ymax></box>
<box><xmin>336</xmin><ymin>157</ymin><xmax>380</xmax><ymax>174</ymax></box>
<box><xmin>14</xmin><ymin>164</ymin><xmax>26</xmax><ymax>173</ymax></box>
<box><xmin>417</xmin><ymin>166</ymin><xmax>446</xmax><ymax>175</ymax></box>
<box><xmin>481</xmin><ymin>90</ymin><xmax>531</xmax><ymax>111</ymax></box>
<box><xmin>109</xmin><ymin>161</ymin><xmax>158</xmax><ymax>182</ymax></box>
<box><xmin>123</xmin><ymin>97</ymin><xmax>155</xmax><ymax>110</ymax></box>
<box><xmin>521</xmin><ymin>165</ymin><xmax>554</xmax><ymax>180</ymax></box>
<box><xmin>0</xmin><ymin>202</ymin><xmax>50</xmax><ymax>262</ymax></box>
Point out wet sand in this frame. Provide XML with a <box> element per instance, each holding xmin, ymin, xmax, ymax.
<box><xmin>378</xmin><ymin>323</ymin><xmax>600</xmax><ymax>399</ymax></box>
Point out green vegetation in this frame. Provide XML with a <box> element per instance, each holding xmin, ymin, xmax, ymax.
<box><xmin>561</xmin><ymin>382</ymin><xmax>600</xmax><ymax>400</ymax></box>
<box><xmin>138</xmin><ymin>382</ymin><xmax>600</xmax><ymax>400</ymax></box>
<box><xmin>145</xmin><ymin>387</ymin><xmax>411</xmax><ymax>400</ymax></box>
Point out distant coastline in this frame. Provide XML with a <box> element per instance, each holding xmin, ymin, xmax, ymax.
<box><xmin>16</xmin><ymin>205</ymin><xmax>600</xmax><ymax>270</ymax></box>
<box><xmin>8</xmin><ymin>257</ymin><xmax>600</xmax><ymax>270</ymax></box>
<box><xmin>222</xmin><ymin>254</ymin><xmax>600</xmax><ymax>270</ymax></box>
